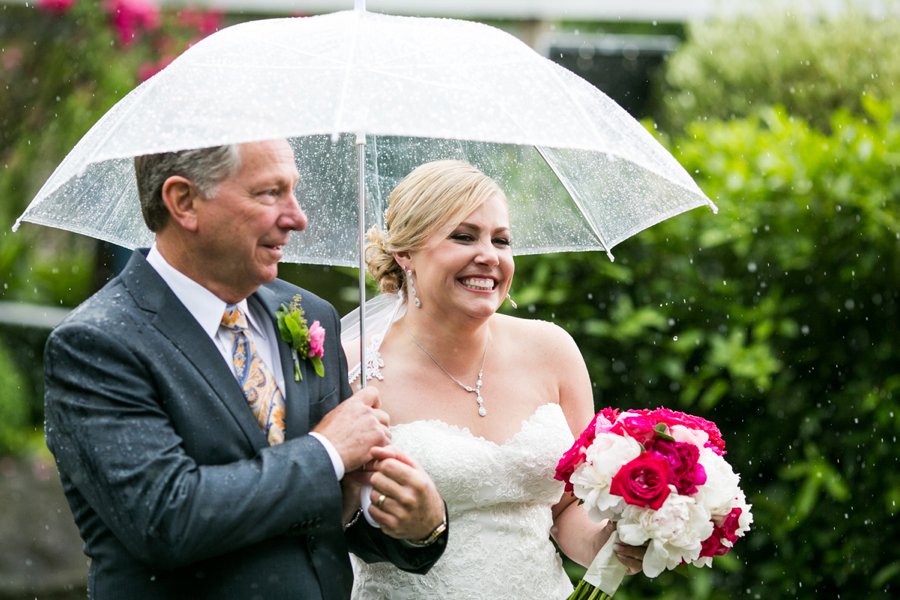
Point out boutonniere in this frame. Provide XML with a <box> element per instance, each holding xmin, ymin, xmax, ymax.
<box><xmin>275</xmin><ymin>294</ymin><xmax>325</xmax><ymax>381</ymax></box>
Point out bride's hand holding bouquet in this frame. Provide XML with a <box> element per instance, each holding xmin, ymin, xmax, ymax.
<box><xmin>556</xmin><ymin>407</ymin><xmax>753</xmax><ymax>599</ymax></box>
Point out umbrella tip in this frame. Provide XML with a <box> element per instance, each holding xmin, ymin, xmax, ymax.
<box><xmin>11</xmin><ymin>219</ymin><xmax>20</xmax><ymax>233</ymax></box>
<box><xmin>606</xmin><ymin>249</ymin><xmax>615</xmax><ymax>262</ymax></box>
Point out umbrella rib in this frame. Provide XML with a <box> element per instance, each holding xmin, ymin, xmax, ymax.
<box><xmin>534</xmin><ymin>145</ymin><xmax>615</xmax><ymax>261</ymax></box>
<box><xmin>331</xmin><ymin>12</ymin><xmax>364</xmax><ymax>138</ymax></box>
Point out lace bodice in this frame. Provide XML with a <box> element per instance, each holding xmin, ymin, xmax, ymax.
<box><xmin>351</xmin><ymin>403</ymin><xmax>575</xmax><ymax>599</ymax></box>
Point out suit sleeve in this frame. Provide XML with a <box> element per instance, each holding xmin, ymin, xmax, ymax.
<box><xmin>44</xmin><ymin>319</ymin><xmax>342</xmax><ymax>569</ymax></box>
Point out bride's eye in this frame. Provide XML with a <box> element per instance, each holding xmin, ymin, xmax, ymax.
<box><xmin>493</xmin><ymin>237</ymin><xmax>512</xmax><ymax>247</ymax></box>
<box><xmin>450</xmin><ymin>233</ymin><xmax>475</xmax><ymax>242</ymax></box>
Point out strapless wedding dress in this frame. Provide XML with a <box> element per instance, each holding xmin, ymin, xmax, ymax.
<box><xmin>351</xmin><ymin>402</ymin><xmax>575</xmax><ymax>599</ymax></box>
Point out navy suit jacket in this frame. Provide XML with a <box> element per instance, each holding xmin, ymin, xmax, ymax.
<box><xmin>44</xmin><ymin>250</ymin><xmax>444</xmax><ymax>599</ymax></box>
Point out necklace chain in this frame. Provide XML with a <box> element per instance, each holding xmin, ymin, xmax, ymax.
<box><xmin>409</xmin><ymin>333</ymin><xmax>489</xmax><ymax>417</ymax></box>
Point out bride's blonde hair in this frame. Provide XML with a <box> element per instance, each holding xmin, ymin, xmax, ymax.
<box><xmin>366</xmin><ymin>160</ymin><xmax>505</xmax><ymax>294</ymax></box>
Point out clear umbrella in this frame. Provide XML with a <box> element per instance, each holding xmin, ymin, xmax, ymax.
<box><xmin>13</xmin><ymin>2</ymin><xmax>716</xmax><ymax>380</ymax></box>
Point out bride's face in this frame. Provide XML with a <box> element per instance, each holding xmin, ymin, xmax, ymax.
<box><xmin>409</xmin><ymin>192</ymin><xmax>514</xmax><ymax>320</ymax></box>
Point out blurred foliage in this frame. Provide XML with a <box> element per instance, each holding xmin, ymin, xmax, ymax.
<box><xmin>0</xmin><ymin>1</ymin><xmax>224</xmax><ymax>456</ymax></box>
<box><xmin>0</xmin><ymin>0</ymin><xmax>222</xmax><ymax>307</ymax></box>
<box><xmin>0</xmin><ymin>337</ymin><xmax>29</xmax><ymax>454</ymax></box>
<box><xmin>517</xmin><ymin>98</ymin><xmax>899</xmax><ymax>597</ymax></box>
<box><xmin>658</xmin><ymin>4</ymin><xmax>900</xmax><ymax>132</ymax></box>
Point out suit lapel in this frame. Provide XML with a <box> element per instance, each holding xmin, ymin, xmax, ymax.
<box><xmin>121</xmin><ymin>252</ymin><xmax>268</xmax><ymax>450</ymax></box>
<box><xmin>250</xmin><ymin>287</ymin><xmax>311</xmax><ymax>438</ymax></box>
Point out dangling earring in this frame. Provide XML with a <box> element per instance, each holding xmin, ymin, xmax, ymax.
<box><xmin>407</xmin><ymin>269</ymin><xmax>422</xmax><ymax>308</ymax></box>
<box><xmin>506</xmin><ymin>293</ymin><xmax>518</xmax><ymax>309</ymax></box>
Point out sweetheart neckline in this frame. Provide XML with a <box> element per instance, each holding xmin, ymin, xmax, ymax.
<box><xmin>390</xmin><ymin>402</ymin><xmax>567</xmax><ymax>448</ymax></box>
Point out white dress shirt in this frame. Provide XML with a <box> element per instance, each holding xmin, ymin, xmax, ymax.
<box><xmin>146</xmin><ymin>245</ymin><xmax>344</xmax><ymax>479</ymax></box>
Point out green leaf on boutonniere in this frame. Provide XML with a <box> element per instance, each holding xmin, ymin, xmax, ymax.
<box><xmin>311</xmin><ymin>355</ymin><xmax>325</xmax><ymax>378</ymax></box>
<box><xmin>274</xmin><ymin>293</ymin><xmax>325</xmax><ymax>381</ymax></box>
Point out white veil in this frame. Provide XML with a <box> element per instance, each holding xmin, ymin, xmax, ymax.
<box><xmin>341</xmin><ymin>291</ymin><xmax>408</xmax><ymax>384</ymax></box>
<box><xmin>341</xmin><ymin>290</ymin><xmax>408</xmax><ymax>528</ymax></box>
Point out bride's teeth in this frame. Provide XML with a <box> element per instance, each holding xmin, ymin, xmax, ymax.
<box><xmin>461</xmin><ymin>278</ymin><xmax>495</xmax><ymax>290</ymax></box>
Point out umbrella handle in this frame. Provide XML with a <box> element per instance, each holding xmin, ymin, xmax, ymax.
<box><xmin>356</xmin><ymin>132</ymin><xmax>367</xmax><ymax>388</ymax></box>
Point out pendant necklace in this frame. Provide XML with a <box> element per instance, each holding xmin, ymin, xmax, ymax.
<box><xmin>409</xmin><ymin>333</ymin><xmax>489</xmax><ymax>417</ymax></box>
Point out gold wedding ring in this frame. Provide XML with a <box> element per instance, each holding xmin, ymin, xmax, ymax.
<box><xmin>376</xmin><ymin>494</ymin><xmax>386</xmax><ymax>509</ymax></box>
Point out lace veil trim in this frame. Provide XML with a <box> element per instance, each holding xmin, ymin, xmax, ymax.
<box><xmin>342</xmin><ymin>291</ymin><xmax>407</xmax><ymax>384</ymax></box>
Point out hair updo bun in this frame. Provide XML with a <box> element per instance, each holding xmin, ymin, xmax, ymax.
<box><xmin>365</xmin><ymin>226</ymin><xmax>404</xmax><ymax>293</ymax></box>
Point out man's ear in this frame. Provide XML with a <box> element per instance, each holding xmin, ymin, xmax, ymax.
<box><xmin>161</xmin><ymin>176</ymin><xmax>201</xmax><ymax>232</ymax></box>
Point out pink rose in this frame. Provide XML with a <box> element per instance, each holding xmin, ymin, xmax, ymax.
<box><xmin>593</xmin><ymin>407</ymin><xmax>621</xmax><ymax>433</ymax></box>
<box><xmin>699</xmin><ymin>507</ymin><xmax>744</xmax><ymax>557</ymax></box>
<box><xmin>610</xmin><ymin>453</ymin><xmax>672</xmax><ymax>510</ymax></box>
<box><xmin>555</xmin><ymin>412</ymin><xmax>600</xmax><ymax>491</ymax></box>
<box><xmin>611</xmin><ymin>414</ymin><xmax>658</xmax><ymax>446</ymax></box>
<box><xmin>554</xmin><ymin>442</ymin><xmax>586</xmax><ymax>492</ymax></box>
<box><xmin>648</xmin><ymin>438</ymin><xmax>707</xmax><ymax>495</ymax></box>
<box><xmin>308</xmin><ymin>320</ymin><xmax>325</xmax><ymax>359</ymax></box>
<box><xmin>643</xmin><ymin>407</ymin><xmax>727</xmax><ymax>455</ymax></box>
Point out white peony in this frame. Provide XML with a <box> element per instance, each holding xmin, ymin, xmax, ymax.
<box><xmin>669</xmin><ymin>424</ymin><xmax>709</xmax><ymax>449</ymax></box>
<box><xmin>695</xmin><ymin>448</ymin><xmax>743</xmax><ymax>516</ymax></box>
<box><xmin>617</xmin><ymin>493</ymin><xmax>714</xmax><ymax>577</ymax></box>
<box><xmin>570</xmin><ymin>433</ymin><xmax>642</xmax><ymax>521</ymax></box>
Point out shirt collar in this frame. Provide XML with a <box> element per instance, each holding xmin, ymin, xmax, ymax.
<box><xmin>146</xmin><ymin>243</ymin><xmax>256</xmax><ymax>339</ymax></box>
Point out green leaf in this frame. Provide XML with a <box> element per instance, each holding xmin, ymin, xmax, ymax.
<box><xmin>311</xmin><ymin>356</ymin><xmax>325</xmax><ymax>378</ymax></box>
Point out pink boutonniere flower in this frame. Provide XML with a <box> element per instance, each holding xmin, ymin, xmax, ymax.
<box><xmin>275</xmin><ymin>294</ymin><xmax>326</xmax><ymax>381</ymax></box>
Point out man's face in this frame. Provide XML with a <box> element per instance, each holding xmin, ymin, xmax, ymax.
<box><xmin>193</xmin><ymin>139</ymin><xmax>305</xmax><ymax>302</ymax></box>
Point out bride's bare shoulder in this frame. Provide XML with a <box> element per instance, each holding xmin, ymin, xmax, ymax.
<box><xmin>492</xmin><ymin>314</ymin><xmax>579</xmax><ymax>354</ymax></box>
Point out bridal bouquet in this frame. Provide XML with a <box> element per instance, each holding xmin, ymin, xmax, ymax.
<box><xmin>555</xmin><ymin>407</ymin><xmax>753</xmax><ymax>599</ymax></box>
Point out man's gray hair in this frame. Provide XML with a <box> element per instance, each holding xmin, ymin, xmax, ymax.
<box><xmin>134</xmin><ymin>144</ymin><xmax>242</xmax><ymax>232</ymax></box>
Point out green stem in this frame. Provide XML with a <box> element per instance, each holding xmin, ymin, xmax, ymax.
<box><xmin>567</xmin><ymin>579</ymin><xmax>612</xmax><ymax>600</ymax></box>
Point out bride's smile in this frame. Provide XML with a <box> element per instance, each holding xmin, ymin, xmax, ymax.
<box><xmin>408</xmin><ymin>191</ymin><xmax>514</xmax><ymax>322</ymax></box>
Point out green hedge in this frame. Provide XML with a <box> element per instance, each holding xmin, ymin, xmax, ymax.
<box><xmin>659</xmin><ymin>7</ymin><xmax>900</xmax><ymax>132</ymax></box>
<box><xmin>515</xmin><ymin>98</ymin><xmax>898</xmax><ymax>597</ymax></box>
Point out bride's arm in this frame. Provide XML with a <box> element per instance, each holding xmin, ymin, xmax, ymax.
<box><xmin>545</xmin><ymin>323</ymin><xmax>644</xmax><ymax>571</ymax></box>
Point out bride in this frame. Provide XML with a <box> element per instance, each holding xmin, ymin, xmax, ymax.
<box><xmin>343</xmin><ymin>160</ymin><xmax>644</xmax><ymax>598</ymax></box>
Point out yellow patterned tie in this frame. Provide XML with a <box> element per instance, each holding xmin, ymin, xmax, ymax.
<box><xmin>221</xmin><ymin>305</ymin><xmax>285</xmax><ymax>445</ymax></box>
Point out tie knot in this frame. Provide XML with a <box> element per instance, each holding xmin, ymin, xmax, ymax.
<box><xmin>221</xmin><ymin>304</ymin><xmax>249</xmax><ymax>331</ymax></box>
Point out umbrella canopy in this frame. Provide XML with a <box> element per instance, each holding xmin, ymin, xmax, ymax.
<box><xmin>14</xmin><ymin>7</ymin><xmax>715</xmax><ymax>264</ymax></box>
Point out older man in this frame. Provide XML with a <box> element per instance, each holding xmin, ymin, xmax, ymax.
<box><xmin>44</xmin><ymin>139</ymin><xmax>447</xmax><ymax>598</ymax></box>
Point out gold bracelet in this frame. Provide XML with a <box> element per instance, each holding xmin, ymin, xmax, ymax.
<box><xmin>403</xmin><ymin>511</ymin><xmax>448</xmax><ymax>547</ymax></box>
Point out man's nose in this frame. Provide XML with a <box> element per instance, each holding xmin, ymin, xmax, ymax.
<box><xmin>280</xmin><ymin>192</ymin><xmax>308</xmax><ymax>231</ymax></box>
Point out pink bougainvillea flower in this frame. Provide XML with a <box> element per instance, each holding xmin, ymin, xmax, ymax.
<box><xmin>104</xmin><ymin>0</ymin><xmax>161</xmax><ymax>47</ymax></box>
<box><xmin>37</xmin><ymin>0</ymin><xmax>77</xmax><ymax>13</ymax></box>
<box><xmin>137</xmin><ymin>55</ymin><xmax>174</xmax><ymax>82</ymax></box>
<box><xmin>177</xmin><ymin>8</ymin><xmax>223</xmax><ymax>36</ymax></box>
